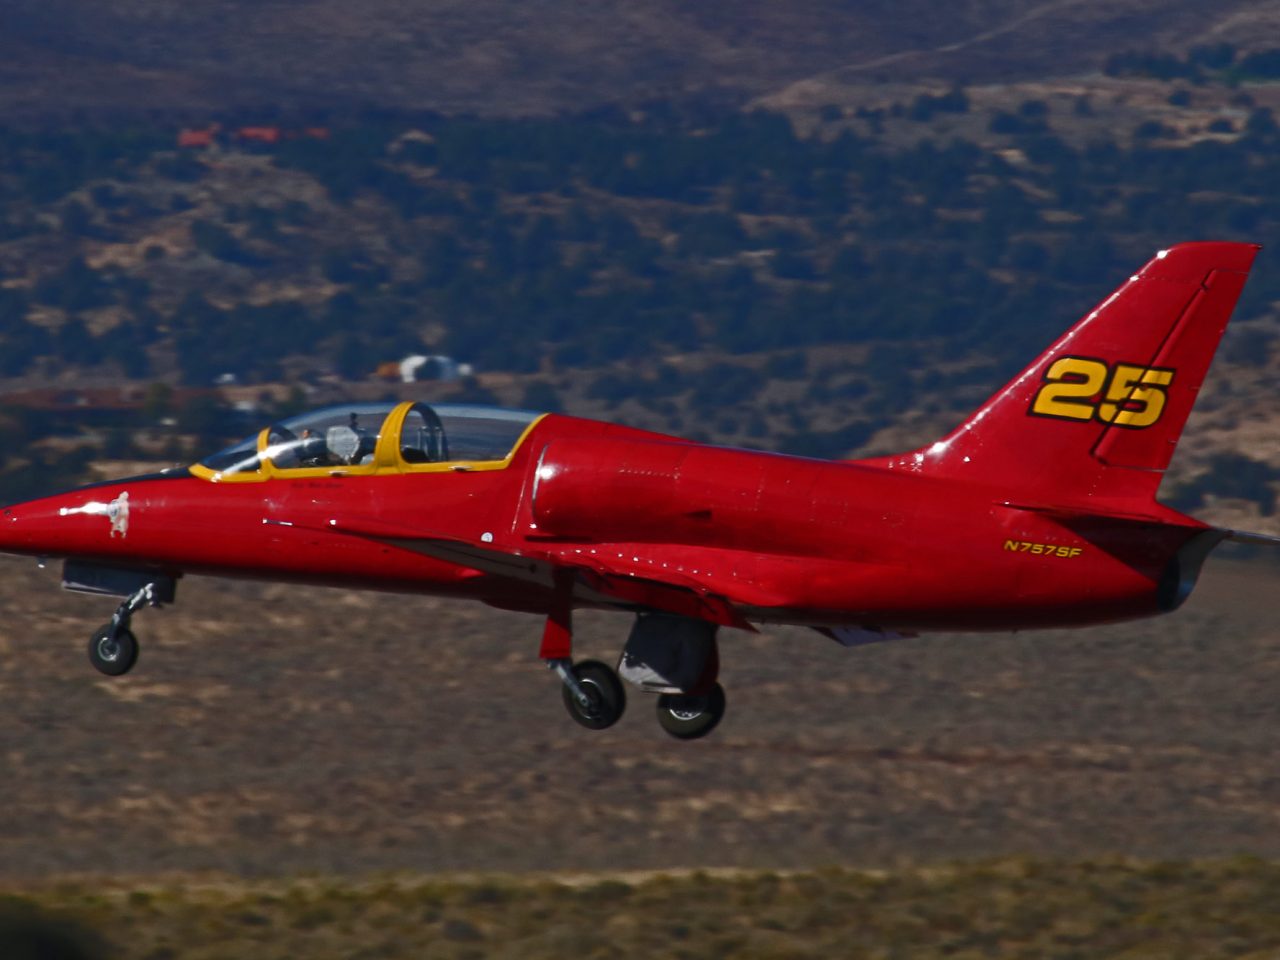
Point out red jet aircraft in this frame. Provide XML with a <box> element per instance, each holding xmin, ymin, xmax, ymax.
<box><xmin>1</xmin><ymin>241</ymin><xmax>1276</xmax><ymax>739</ymax></box>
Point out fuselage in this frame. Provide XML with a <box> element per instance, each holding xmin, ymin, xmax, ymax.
<box><xmin>7</xmin><ymin>243</ymin><xmax>1267</xmax><ymax>742</ymax></box>
<box><xmin>0</xmin><ymin>411</ymin><xmax>1205</xmax><ymax>633</ymax></box>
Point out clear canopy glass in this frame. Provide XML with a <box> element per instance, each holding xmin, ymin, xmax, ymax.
<box><xmin>198</xmin><ymin>402</ymin><xmax>542</xmax><ymax>477</ymax></box>
<box><xmin>427</xmin><ymin>404</ymin><xmax>542</xmax><ymax>462</ymax></box>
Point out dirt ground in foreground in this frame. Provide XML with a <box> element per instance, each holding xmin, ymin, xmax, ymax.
<box><xmin>0</xmin><ymin>552</ymin><xmax>1277</xmax><ymax>880</ymax></box>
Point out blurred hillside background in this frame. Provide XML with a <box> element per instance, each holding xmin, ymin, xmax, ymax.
<box><xmin>1</xmin><ymin>2</ymin><xmax>1280</xmax><ymax>957</ymax></box>
<box><xmin>0</xmin><ymin>3</ymin><xmax>1277</xmax><ymax>526</ymax></box>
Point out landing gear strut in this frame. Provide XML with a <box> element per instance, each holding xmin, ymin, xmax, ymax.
<box><xmin>87</xmin><ymin>582</ymin><xmax>159</xmax><ymax>677</ymax></box>
<box><xmin>541</xmin><ymin>588</ymin><xmax>626</xmax><ymax>730</ymax></box>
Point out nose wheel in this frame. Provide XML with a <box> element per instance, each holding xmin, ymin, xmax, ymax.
<box><xmin>88</xmin><ymin>625</ymin><xmax>138</xmax><ymax>676</ymax></box>
<box><xmin>85</xmin><ymin>581</ymin><xmax>159</xmax><ymax>677</ymax></box>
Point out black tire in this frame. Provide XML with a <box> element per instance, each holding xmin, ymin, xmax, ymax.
<box><xmin>656</xmin><ymin>683</ymin><xmax>726</xmax><ymax>740</ymax></box>
<box><xmin>561</xmin><ymin>660</ymin><xmax>626</xmax><ymax>730</ymax></box>
<box><xmin>88</xmin><ymin>625</ymin><xmax>138</xmax><ymax>677</ymax></box>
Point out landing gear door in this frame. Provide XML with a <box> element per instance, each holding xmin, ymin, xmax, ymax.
<box><xmin>617</xmin><ymin>613</ymin><xmax>719</xmax><ymax>695</ymax></box>
<box><xmin>62</xmin><ymin>560</ymin><xmax>177</xmax><ymax>602</ymax></box>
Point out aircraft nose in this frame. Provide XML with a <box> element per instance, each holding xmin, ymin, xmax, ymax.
<box><xmin>0</xmin><ymin>487</ymin><xmax>133</xmax><ymax>558</ymax></box>
<box><xmin>0</xmin><ymin>498</ymin><xmax>73</xmax><ymax>555</ymax></box>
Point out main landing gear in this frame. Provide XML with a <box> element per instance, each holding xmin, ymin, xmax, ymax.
<box><xmin>542</xmin><ymin>606</ymin><xmax>726</xmax><ymax>740</ymax></box>
<box><xmin>86</xmin><ymin>581</ymin><xmax>161</xmax><ymax>677</ymax></box>
<box><xmin>549</xmin><ymin>658</ymin><xmax>627</xmax><ymax>730</ymax></box>
<box><xmin>656</xmin><ymin>684</ymin><xmax>727</xmax><ymax>741</ymax></box>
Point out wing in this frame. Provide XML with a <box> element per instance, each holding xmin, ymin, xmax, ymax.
<box><xmin>315</xmin><ymin>516</ymin><xmax>758</xmax><ymax>630</ymax></box>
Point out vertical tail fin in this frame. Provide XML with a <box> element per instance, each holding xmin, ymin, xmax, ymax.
<box><xmin>895</xmin><ymin>241</ymin><xmax>1261</xmax><ymax>510</ymax></box>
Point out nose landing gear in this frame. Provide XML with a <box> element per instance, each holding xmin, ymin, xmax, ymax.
<box><xmin>86</xmin><ymin>581</ymin><xmax>161</xmax><ymax>677</ymax></box>
<box><xmin>62</xmin><ymin>563</ymin><xmax>175</xmax><ymax>678</ymax></box>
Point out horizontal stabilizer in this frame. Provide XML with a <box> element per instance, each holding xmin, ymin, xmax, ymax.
<box><xmin>1219</xmin><ymin>528</ymin><xmax>1280</xmax><ymax>548</ymax></box>
<box><xmin>1003</xmin><ymin>506</ymin><xmax>1280</xmax><ymax>551</ymax></box>
<box><xmin>1000</xmin><ymin>500</ymin><xmax>1174</xmax><ymax>525</ymax></box>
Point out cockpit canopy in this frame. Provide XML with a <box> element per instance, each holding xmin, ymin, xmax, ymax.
<box><xmin>195</xmin><ymin>402</ymin><xmax>543</xmax><ymax>481</ymax></box>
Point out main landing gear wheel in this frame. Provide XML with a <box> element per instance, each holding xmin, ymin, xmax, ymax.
<box><xmin>88</xmin><ymin>625</ymin><xmax>139</xmax><ymax>677</ymax></box>
<box><xmin>560</xmin><ymin>660</ymin><xmax>627</xmax><ymax>730</ymax></box>
<box><xmin>656</xmin><ymin>683</ymin><xmax>726</xmax><ymax>740</ymax></box>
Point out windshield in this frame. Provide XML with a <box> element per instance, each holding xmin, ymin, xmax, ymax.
<box><xmin>197</xmin><ymin>401</ymin><xmax>542</xmax><ymax>477</ymax></box>
<box><xmin>199</xmin><ymin>435</ymin><xmax>262</xmax><ymax>476</ymax></box>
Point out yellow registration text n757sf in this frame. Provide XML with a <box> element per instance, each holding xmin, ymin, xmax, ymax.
<box><xmin>1004</xmin><ymin>540</ymin><xmax>1084</xmax><ymax>558</ymax></box>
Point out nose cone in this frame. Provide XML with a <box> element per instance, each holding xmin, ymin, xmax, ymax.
<box><xmin>0</xmin><ymin>485</ymin><xmax>137</xmax><ymax>558</ymax></box>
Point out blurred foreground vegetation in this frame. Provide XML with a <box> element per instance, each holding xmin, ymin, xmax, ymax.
<box><xmin>8</xmin><ymin>858</ymin><xmax>1280</xmax><ymax>959</ymax></box>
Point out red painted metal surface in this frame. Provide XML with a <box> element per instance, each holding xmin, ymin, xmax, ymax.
<box><xmin>0</xmin><ymin>242</ymin><xmax>1265</xmax><ymax>637</ymax></box>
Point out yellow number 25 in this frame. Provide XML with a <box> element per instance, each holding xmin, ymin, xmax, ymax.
<box><xmin>1031</xmin><ymin>357</ymin><xmax>1175</xmax><ymax>429</ymax></box>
